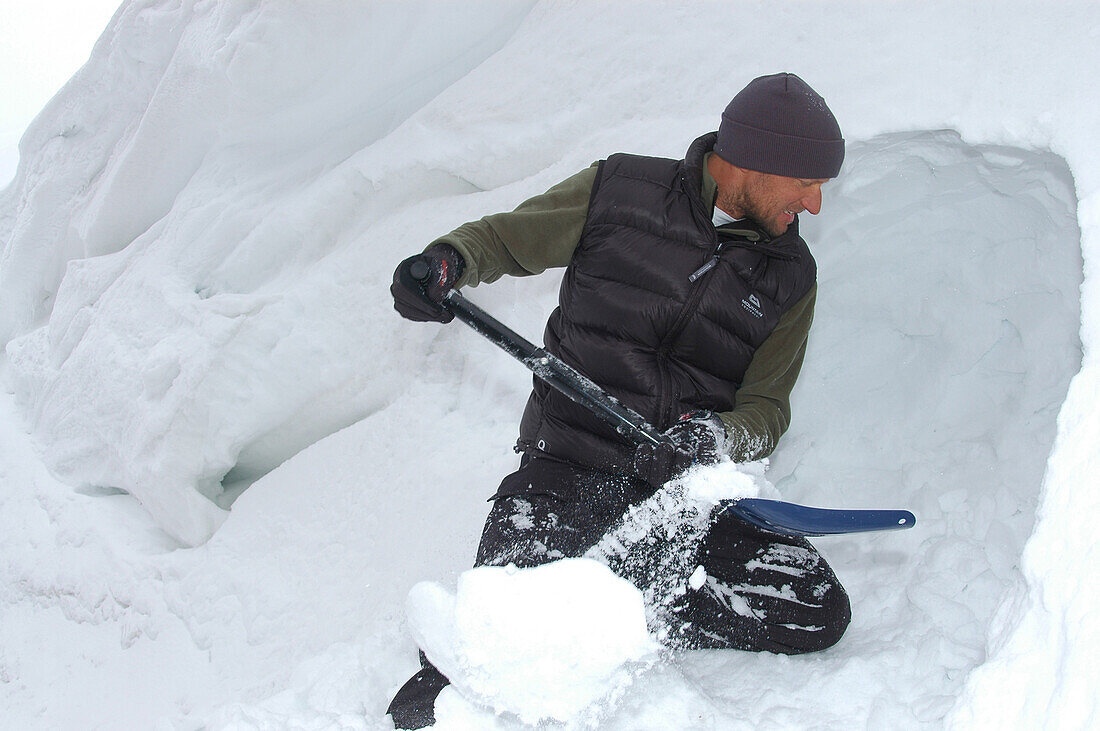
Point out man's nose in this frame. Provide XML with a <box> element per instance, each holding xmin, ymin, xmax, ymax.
<box><xmin>802</xmin><ymin>186</ymin><xmax>823</xmax><ymax>216</ymax></box>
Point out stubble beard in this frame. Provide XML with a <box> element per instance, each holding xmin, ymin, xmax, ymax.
<box><xmin>716</xmin><ymin>186</ymin><xmax>787</xmax><ymax>238</ymax></box>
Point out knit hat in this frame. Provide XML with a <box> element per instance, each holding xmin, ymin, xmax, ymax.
<box><xmin>714</xmin><ymin>73</ymin><xmax>844</xmax><ymax>179</ymax></box>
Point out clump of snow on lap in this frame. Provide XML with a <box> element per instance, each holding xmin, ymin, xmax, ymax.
<box><xmin>681</xmin><ymin>460</ymin><xmax>770</xmax><ymax>504</ymax></box>
<box><xmin>408</xmin><ymin>559</ymin><xmax>660</xmax><ymax>725</ymax></box>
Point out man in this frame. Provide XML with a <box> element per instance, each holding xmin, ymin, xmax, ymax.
<box><xmin>387</xmin><ymin>73</ymin><xmax>850</xmax><ymax>729</ymax></box>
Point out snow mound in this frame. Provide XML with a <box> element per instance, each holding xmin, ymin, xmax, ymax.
<box><xmin>408</xmin><ymin>559</ymin><xmax>660</xmax><ymax>725</ymax></box>
<box><xmin>0</xmin><ymin>0</ymin><xmax>536</xmax><ymax>546</ymax></box>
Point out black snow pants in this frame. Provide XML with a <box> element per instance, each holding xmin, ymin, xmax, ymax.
<box><xmin>388</xmin><ymin>454</ymin><xmax>851</xmax><ymax>729</ymax></box>
<box><xmin>475</xmin><ymin>453</ymin><xmax>851</xmax><ymax>655</ymax></box>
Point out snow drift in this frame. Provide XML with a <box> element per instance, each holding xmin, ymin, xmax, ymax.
<box><xmin>2</xmin><ymin>0</ymin><xmax>537</xmax><ymax>545</ymax></box>
<box><xmin>1</xmin><ymin>1</ymin><xmax>1098</xmax><ymax>728</ymax></box>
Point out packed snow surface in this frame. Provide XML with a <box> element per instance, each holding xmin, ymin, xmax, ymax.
<box><xmin>1</xmin><ymin>1</ymin><xmax>1098</xmax><ymax>729</ymax></box>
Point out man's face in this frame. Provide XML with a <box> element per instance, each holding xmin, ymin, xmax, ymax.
<box><xmin>718</xmin><ymin>171</ymin><xmax>829</xmax><ymax>238</ymax></box>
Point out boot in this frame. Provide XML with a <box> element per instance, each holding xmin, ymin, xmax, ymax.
<box><xmin>386</xmin><ymin>652</ymin><xmax>450</xmax><ymax>730</ymax></box>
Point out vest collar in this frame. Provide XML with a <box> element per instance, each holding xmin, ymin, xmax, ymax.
<box><xmin>684</xmin><ymin>132</ymin><xmax>719</xmax><ymax>211</ymax></box>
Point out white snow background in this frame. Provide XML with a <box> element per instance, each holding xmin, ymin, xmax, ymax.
<box><xmin>0</xmin><ymin>0</ymin><xmax>121</xmax><ymax>188</ymax></box>
<box><xmin>1</xmin><ymin>1</ymin><xmax>1097</xmax><ymax>728</ymax></box>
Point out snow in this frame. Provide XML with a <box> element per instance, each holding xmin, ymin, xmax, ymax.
<box><xmin>0</xmin><ymin>0</ymin><xmax>1098</xmax><ymax>728</ymax></box>
<box><xmin>408</xmin><ymin>559</ymin><xmax>659</xmax><ymax>726</ymax></box>
<box><xmin>0</xmin><ymin>1</ymin><xmax>121</xmax><ymax>187</ymax></box>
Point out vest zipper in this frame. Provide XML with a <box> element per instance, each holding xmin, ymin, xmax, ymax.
<box><xmin>688</xmin><ymin>242</ymin><xmax>724</xmax><ymax>282</ymax></box>
<box><xmin>656</xmin><ymin>240</ymin><xmax>723</xmax><ymax>427</ymax></box>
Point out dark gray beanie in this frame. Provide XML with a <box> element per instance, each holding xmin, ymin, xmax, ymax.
<box><xmin>714</xmin><ymin>73</ymin><xmax>844</xmax><ymax>179</ymax></box>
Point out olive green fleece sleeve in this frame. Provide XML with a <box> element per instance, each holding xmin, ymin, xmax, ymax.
<box><xmin>717</xmin><ymin>283</ymin><xmax>817</xmax><ymax>462</ymax></box>
<box><xmin>429</xmin><ymin>164</ymin><xmax>599</xmax><ymax>288</ymax></box>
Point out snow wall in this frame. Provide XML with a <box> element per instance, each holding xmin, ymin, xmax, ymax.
<box><xmin>1</xmin><ymin>0</ymin><xmax>1098</xmax><ymax>727</ymax></box>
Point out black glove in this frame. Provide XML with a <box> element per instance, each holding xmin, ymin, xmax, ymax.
<box><xmin>633</xmin><ymin>410</ymin><xmax>726</xmax><ymax>488</ymax></box>
<box><xmin>391</xmin><ymin>244</ymin><xmax>465</xmax><ymax>323</ymax></box>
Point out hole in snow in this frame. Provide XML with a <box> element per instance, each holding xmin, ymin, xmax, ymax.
<box><xmin>718</xmin><ymin>129</ymin><xmax>1083</xmax><ymax>724</ymax></box>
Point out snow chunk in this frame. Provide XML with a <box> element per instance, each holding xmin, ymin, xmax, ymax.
<box><xmin>688</xmin><ymin>565</ymin><xmax>708</xmax><ymax>591</ymax></box>
<box><xmin>407</xmin><ymin>559</ymin><xmax>660</xmax><ymax>725</ymax></box>
<box><xmin>679</xmin><ymin>459</ymin><xmax>770</xmax><ymax>504</ymax></box>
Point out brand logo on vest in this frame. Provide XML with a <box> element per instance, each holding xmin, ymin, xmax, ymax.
<box><xmin>741</xmin><ymin>293</ymin><xmax>764</xmax><ymax>318</ymax></box>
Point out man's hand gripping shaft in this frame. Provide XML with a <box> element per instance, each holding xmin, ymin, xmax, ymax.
<box><xmin>632</xmin><ymin>410</ymin><xmax>727</xmax><ymax>488</ymax></box>
<box><xmin>391</xmin><ymin>244</ymin><xmax>464</xmax><ymax>323</ymax></box>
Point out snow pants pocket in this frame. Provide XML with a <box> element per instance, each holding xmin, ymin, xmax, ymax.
<box><xmin>473</xmin><ymin>453</ymin><xmax>643</xmax><ymax>569</ymax></box>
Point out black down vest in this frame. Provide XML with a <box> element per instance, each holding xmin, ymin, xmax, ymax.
<box><xmin>518</xmin><ymin>133</ymin><xmax>817</xmax><ymax>473</ymax></box>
